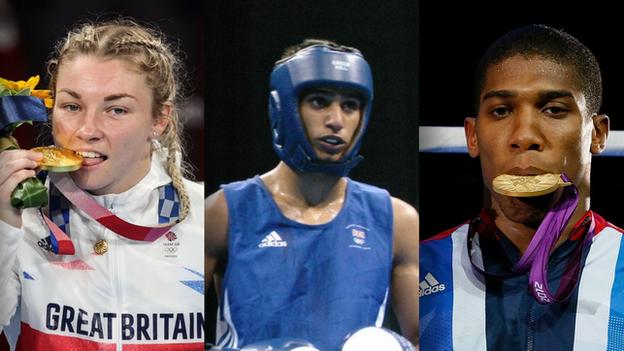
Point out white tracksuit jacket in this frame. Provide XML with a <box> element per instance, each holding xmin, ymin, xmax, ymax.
<box><xmin>0</xmin><ymin>158</ymin><xmax>204</xmax><ymax>350</ymax></box>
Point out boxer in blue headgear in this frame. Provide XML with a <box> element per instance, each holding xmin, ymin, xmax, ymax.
<box><xmin>268</xmin><ymin>43</ymin><xmax>373</xmax><ymax>176</ymax></box>
<box><xmin>206</xmin><ymin>39</ymin><xmax>419</xmax><ymax>351</ymax></box>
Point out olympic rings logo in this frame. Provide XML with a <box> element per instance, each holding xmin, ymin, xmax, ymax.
<box><xmin>164</xmin><ymin>247</ymin><xmax>178</xmax><ymax>254</ymax></box>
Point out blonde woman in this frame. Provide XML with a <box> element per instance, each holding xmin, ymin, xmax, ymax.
<box><xmin>0</xmin><ymin>19</ymin><xmax>204</xmax><ymax>350</ymax></box>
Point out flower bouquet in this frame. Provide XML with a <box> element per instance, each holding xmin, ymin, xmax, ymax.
<box><xmin>0</xmin><ymin>75</ymin><xmax>52</xmax><ymax>208</ymax></box>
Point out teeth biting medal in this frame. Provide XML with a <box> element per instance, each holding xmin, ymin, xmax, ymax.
<box><xmin>492</xmin><ymin>173</ymin><xmax>572</xmax><ymax>197</ymax></box>
<box><xmin>32</xmin><ymin>146</ymin><xmax>83</xmax><ymax>172</ymax></box>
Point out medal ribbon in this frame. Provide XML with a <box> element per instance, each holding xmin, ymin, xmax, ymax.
<box><xmin>41</xmin><ymin>211</ymin><xmax>75</xmax><ymax>255</ymax></box>
<box><xmin>43</xmin><ymin>172</ymin><xmax>179</xmax><ymax>255</ymax></box>
<box><xmin>468</xmin><ymin>173</ymin><xmax>595</xmax><ymax>304</ymax></box>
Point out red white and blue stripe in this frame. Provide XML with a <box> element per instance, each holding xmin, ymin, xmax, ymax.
<box><xmin>420</xmin><ymin>211</ymin><xmax>624</xmax><ymax>351</ymax></box>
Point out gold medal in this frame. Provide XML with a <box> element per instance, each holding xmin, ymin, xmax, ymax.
<box><xmin>492</xmin><ymin>173</ymin><xmax>572</xmax><ymax>197</ymax></box>
<box><xmin>32</xmin><ymin>146</ymin><xmax>83</xmax><ymax>172</ymax></box>
<box><xmin>94</xmin><ymin>239</ymin><xmax>108</xmax><ymax>255</ymax></box>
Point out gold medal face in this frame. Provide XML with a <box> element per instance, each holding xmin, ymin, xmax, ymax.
<box><xmin>94</xmin><ymin>239</ymin><xmax>108</xmax><ymax>255</ymax></box>
<box><xmin>32</xmin><ymin>146</ymin><xmax>83</xmax><ymax>172</ymax></box>
<box><xmin>492</xmin><ymin>173</ymin><xmax>571</xmax><ymax>197</ymax></box>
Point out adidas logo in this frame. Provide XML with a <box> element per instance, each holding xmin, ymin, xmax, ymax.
<box><xmin>258</xmin><ymin>231</ymin><xmax>288</xmax><ymax>248</ymax></box>
<box><xmin>419</xmin><ymin>272</ymin><xmax>446</xmax><ymax>297</ymax></box>
<box><xmin>37</xmin><ymin>236</ymin><xmax>54</xmax><ymax>253</ymax></box>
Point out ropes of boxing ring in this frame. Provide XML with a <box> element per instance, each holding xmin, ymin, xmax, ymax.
<box><xmin>419</xmin><ymin>126</ymin><xmax>624</xmax><ymax>156</ymax></box>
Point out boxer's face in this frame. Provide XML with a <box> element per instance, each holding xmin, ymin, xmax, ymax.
<box><xmin>465</xmin><ymin>55</ymin><xmax>607</xmax><ymax>224</ymax></box>
<box><xmin>299</xmin><ymin>88</ymin><xmax>363</xmax><ymax>162</ymax></box>
<box><xmin>52</xmin><ymin>56</ymin><xmax>168</xmax><ymax>195</ymax></box>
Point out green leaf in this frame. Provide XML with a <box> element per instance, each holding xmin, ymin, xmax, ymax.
<box><xmin>0</xmin><ymin>136</ymin><xmax>19</xmax><ymax>151</ymax></box>
<box><xmin>15</xmin><ymin>88</ymin><xmax>32</xmax><ymax>96</ymax></box>
<box><xmin>11</xmin><ymin>177</ymin><xmax>49</xmax><ymax>209</ymax></box>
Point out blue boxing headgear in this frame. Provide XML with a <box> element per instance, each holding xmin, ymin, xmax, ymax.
<box><xmin>269</xmin><ymin>44</ymin><xmax>373</xmax><ymax>176</ymax></box>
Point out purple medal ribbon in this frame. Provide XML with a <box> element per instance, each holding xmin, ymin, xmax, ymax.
<box><xmin>468</xmin><ymin>173</ymin><xmax>595</xmax><ymax>304</ymax></box>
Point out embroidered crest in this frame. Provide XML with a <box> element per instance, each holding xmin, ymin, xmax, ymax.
<box><xmin>346</xmin><ymin>224</ymin><xmax>371</xmax><ymax>250</ymax></box>
<box><xmin>163</xmin><ymin>231</ymin><xmax>180</xmax><ymax>257</ymax></box>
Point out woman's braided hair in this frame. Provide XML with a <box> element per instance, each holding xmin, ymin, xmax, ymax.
<box><xmin>47</xmin><ymin>18</ymin><xmax>192</xmax><ymax>222</ymax></box>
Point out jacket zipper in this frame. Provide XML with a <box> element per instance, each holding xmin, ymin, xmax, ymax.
<box><xmin>108</xmin><ymin>202</ymin><xmax>123</xmax><ymax>351</ymax></box>
<box><xmin>526</xmin><ymin>300</ymin><xmax>536</xmax><ymax>351</ymax></box>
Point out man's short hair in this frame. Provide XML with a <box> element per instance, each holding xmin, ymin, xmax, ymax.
<box><xmin>474</xmin><ymin>24</ymin><xmax>602</xmax><ymax>116</ymax></box>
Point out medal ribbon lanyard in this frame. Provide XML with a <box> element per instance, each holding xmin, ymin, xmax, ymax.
<box><xmin>468</xmin><ymin>173</ymin><xmax>596</xmax><ymax>304</ymax></box>
<box><xmin>42</xmin><ymin>172</ymin><xmax>179</xmax><ymax>255</ymax></box>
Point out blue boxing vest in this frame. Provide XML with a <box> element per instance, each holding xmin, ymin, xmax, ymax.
<box><xmin>217</xmin><ymin>176</ymin><xmax>393</xmax><ymax>351</ymax></box>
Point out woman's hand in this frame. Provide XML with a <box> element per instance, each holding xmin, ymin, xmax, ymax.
<box><xmin>0</xmin><ymin>149</ymin><xmax>42</xmax><ymax>228</ymax></box>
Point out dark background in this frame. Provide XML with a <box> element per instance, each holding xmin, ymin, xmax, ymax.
<box><xmin>419</xmin><ymin>1</ymin><xmax>624</xmax><ymax>239</ymax></box>
<box><xmin>1</xmin><ymin>0</ymin><xmax>205</xmax><ymax>181</ymax></box>
<box><xmin>205</xmin><ymin>0</ymin><xmax>419</xmax><ymax>345</ymax></box>
<box><xmin>205</xmin><ymin>1</ymin><xmax>419</xmax><ymax>203</ymax></box>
